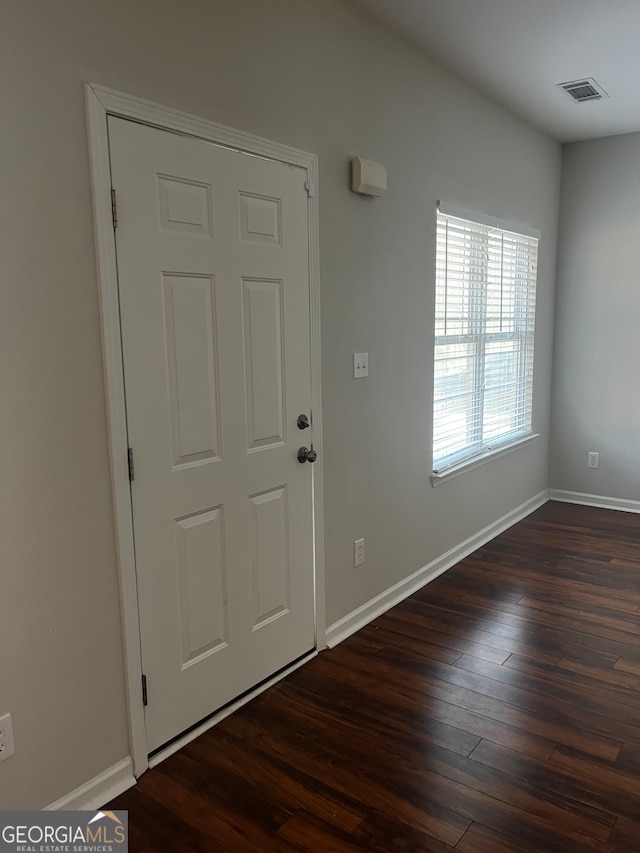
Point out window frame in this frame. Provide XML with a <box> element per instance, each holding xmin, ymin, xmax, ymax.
<box><xmin>431</xmin><ymin>203</ymin><xmax>540</xmax><ymax>484</ymax></box>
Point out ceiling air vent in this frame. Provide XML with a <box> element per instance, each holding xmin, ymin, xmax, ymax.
<box><xmin>557</xmin><ymin>78</ymin><xmax>608</xmax><ymax>103</ymax></box>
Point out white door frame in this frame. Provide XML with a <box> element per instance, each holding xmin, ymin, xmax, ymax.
<box><xmin>84</xmin><ymin>83</ymin><xmax>325</xmax><ymax>777</ymax></box>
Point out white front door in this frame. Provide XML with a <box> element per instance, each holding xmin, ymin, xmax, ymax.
<box><xmin>108</xmin><ymin>117</ymin><xmax>316</xmax><ymax>753</ymax></box>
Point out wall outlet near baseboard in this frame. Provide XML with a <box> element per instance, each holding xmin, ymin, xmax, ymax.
<box><xmin>0</xmin><ymin>713</ymin><xmax>15</xmax><ymax>761</ymax></box>
<box><xmin>587</xmin><ymin>451</ymin><xmax>600</xmax><ymax>469</ymax></box>
<box><xmin>354</xmin><ymin>538</ymin><xmax>365</xmax><ymax>567</ymax></box>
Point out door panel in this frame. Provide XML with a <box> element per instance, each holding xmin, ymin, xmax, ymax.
<box><xmin>108</xmin><ymin>117</ymin><xmax>315</xmax><ymax>752</ymax></box>
<box><xmin>242</xmin><ymin>278</ymin><xmax>286</xmax><ymax>449</ymax></box>
<box><xmin>163</xmin><ymin>273</ymin><xmax>221</xmax><ymax>465</ymax></box>
<box><xmin>249</xmin><ymin>486</ymin><xmax>290</xmax><ymax>628</ymax></box>
<box><xmin>176</xmin><ymin>506</ymin><xmax>228</xmax><ymax>664</ymax></box>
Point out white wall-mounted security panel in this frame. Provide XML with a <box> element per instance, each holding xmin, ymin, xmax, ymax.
<box><xmin>351</xmin><ymin>157</ymin><xmax>387</xmax><ymax>196</ymax></box>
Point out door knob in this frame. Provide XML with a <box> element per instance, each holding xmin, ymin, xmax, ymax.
<box><xmin>297</xmin><ymin>414</ymin><xmax>310</xmax><ymax>430</ymax></box>
<box><xmin>297</xmin><ymin>445</ymin><xmax>317</xmax><ymax>464</ymax></box>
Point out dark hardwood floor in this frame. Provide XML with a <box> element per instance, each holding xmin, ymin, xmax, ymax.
<box><xmin>109</xmin><ymin>501</ymin><xmax>640</xmax><ymax>851</ymax></box>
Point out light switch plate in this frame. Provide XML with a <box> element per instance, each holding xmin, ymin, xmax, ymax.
<box><xmin>354</xmin><ymin>352</ymin><xmax>369</xmax><ymax>378</ymax></box>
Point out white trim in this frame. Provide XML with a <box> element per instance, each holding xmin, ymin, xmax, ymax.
<box><xmin>326</xmin><ymin>490</ymin><xmax>549</xmax><ymax>648</ymax></box>
<box><xmin>84</xmin><ymin>83</ymin><xmax>325</xmax><ymax>773</ymax></box>
<box><xmin>148</xmin><ymin>650</ymin><xmax>316</xmax><ymax>769</ymax></box>
<box><xmin>88</xmin><ymin>83</ymin><xmax>316</xmax><ymax>170</ymax></box>
<box><xmin>85</xmin><ymin>85</ymin><xmax>147</xmax><ymax>777</ymax></box>
<box><xmin>45</xmin><ymin>758</ymin><xmax>135</xmax><ymax>811</ymax></box>
<box><xmin>431</xmin><ymin>433</ymin><xmax>540</xmax><ymax>486</ymax></box>
<box><xmin>307</xmin><ymin>157</ymin><xmax>326</xmax><ymax>650</ymax></box>
<box><xmin>549</xmin><ymin>489</ymin><xmax>640</xmax><ymax>514</ymax></box>
<box><xmin>437</xmin><ymin>200</ymin><xmax>541</xmax><ymax>239</ymax></box>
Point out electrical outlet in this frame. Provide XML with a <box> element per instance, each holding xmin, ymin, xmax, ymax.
<box><xmin>587</xmin><ymin>451</ymin><xmax>600</xmax><ymax>469</ymax></box>
<box><xmin>354</xmin><ymin>538</ymin><xmax>365</xmax><ymax>567</ymax></box>
<box><xmin>0</xmin><ymin>713</ymin><xmax>15</xmax><ymax>762</ymax></box>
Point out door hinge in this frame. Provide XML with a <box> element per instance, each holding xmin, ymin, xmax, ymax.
<box><xmin>111</xmin><ymin>188</ymin><xmax>118</xmax><ymax>229</ymax></box>
<box><xmin>304</xmin><ymin>181</ymin><xmax>316</xmax><ymax>198</ymax></box>
<box><xmin>142</xmin><ymin>674</ymin><xmax>148</xmax><ymax>707</ymax></box>
<box><xmin>127</xmin><ymin>447</ymin><xmax>135</xmax><ymax>482</ymax></box>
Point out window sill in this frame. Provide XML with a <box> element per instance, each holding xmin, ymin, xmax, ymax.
<box><xmin>430</xmin><ymin>433</ymin><xmax>540</xmax><ymax>487</ymax></box>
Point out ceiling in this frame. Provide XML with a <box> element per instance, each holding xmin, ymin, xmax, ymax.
<box><xmin>346</xmin><ymin>0</ymin><xmax>640</xmax><ymax>143</ymax></box>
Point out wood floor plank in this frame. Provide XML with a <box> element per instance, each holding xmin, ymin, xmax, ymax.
<box><xmin>516</xmin><ymin>593</ymin><xmax>640</xmax><ymax>625</ymax></box>
<box><xmin>117</xmin><ymin>788</ymin><xmax>219</xmax><ymax>853</ymax></box>
<box><xmin>311</xmin><ymin>657</ymin><xmax>558</xmax><ymax>760</ymax></box>
<box><xmin>382</xmin><ymin>603</ymin><xmax>565</xmax><ymax>665</ymax></box>
<box><xmin>221</xmin><ymin>711</ymin><xmax>473</xmax><ymax>847</ymax></box>
<box><xmin>469</xmin><ymin>740</ymin><xmax>621</xmax><ymax>825</ymax></box>
<box><xmin>507</xmin><ymin>651</ymin><xmax>640</xmax><ymax>707</ymax></box>
<box><xmin>136</xmin><ymin>756</ymin><xmax>298</xmax><ymax>851</ymax></box>
<box><xmin>108</xmin><ymin>502</ymin><xmax>640</xmax><ymax>851</ymax></box>
<box><xmin>184</xmin><ymin>727</ymin><xmax>368</xmax><ymax>833</ymax></box>
<box><xmin>448</xmin><ymin>556</ymin><xmax>640</xmax><ymax>612</ymax></box>
<box><xmin>451</xmin><ymin>589</ymin><xmax>640</xmax><ymax>649</ymax></box>
<box><xmin>277</xmin><ymin>672</ymin><xmax>482</xmax><ymax>759</ymax></box>
<box><xmin>454</xmin><ymin>653</ymin><xmax>640</xmax><ymax>734</ymax></box>
<box><xmin>614</xmin><ymin>742</ymin><xmax>640</xmax><ymax>774</ymax></box>
<box><xmin>608</xmin><ymin>816</ymin><xmax>640</xmax><ymax>851</ymax></box>
<box><xmin>406</xmin><ymin>593</ymin><xmax>640</xmax><ymax>662</ymax></box>
<box><xmin>455</xmin><ymin>821</ymin><xmax>576</xmax><ymax>853</ymax></box>
<box><xmin>321</xmin><ymin>643</ymin><xmax>622</xmax><ymax>760</ymax></box>
<box><xmin>277</xmin><ymin>811</ymin><xmax>369</xmax><ymax>852</ymax></box>
<box><xmin>223</xmin><ymin>704</ymin><xmax>608</xmax><ymax>851</ymax></box>
<box><xmin>350</xmin><ymin>810</ymin><xmax>457</xmax><ymax>852</ymax></box>
<box><xmin>614</xmin><ymin>657</ymin><xmax>640</xmax><ymax>676</ymax></box>
<box><xmin>549</xmin><ymin>746</ymin><xmax>640</xmax><ymax>801</ymax></box>
<box><xmin>559</xmin><ymin>644</ymin><xmax>620</xmax><ymax>669</ymax></box>
<box><xmin>350</xmin><ymin>624</ymin><xmax>462</xmax><ymax>666</ymax></box>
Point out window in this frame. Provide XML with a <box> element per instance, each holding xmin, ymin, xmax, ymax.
<box><xmin>433</xmin><ymin>204</ymin><xmax>539</xmax><ymax>476</ymax></box>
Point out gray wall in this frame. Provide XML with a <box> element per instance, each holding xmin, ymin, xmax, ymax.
<box><xmin>550</xmin><ymin>133</ymin><xmax>640</xmax><ymax>500</ymax></box>
<box><xmin>0</xmin><ymin>0</ymin><xmax>560</xmax><ymax>808</ymax></box>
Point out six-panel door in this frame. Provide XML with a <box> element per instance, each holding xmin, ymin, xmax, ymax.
<box><xmin>108</xmin><ymin>117</ymin><xmax>315</xmax><ymax>752</ymax></box>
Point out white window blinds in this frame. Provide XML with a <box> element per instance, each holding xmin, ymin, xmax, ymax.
<box><xmin>433</xmin><ymin>208</ymin><xmax>538</xmax><ymax>473</ymax></box>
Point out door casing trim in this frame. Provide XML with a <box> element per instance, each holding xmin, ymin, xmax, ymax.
<box><xmin>85</xmin><ymin>82</ymin><xmax>325</xmax><ymax>778</ymax></box>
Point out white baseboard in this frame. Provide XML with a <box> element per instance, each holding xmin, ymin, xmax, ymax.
<box><xmin>326</xmin><ymin>489</ymin><xmax>549</xmax><ymax>648</ymax></box>
<box><xmin>549</xmin><ymin>489</ymin><xmax>640</xmax><ymax>514</ymax></box>
<box><xmin>45</xmin><ymin>757</ymin><xmax>135</xmax><ymax>811</ymax></box>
